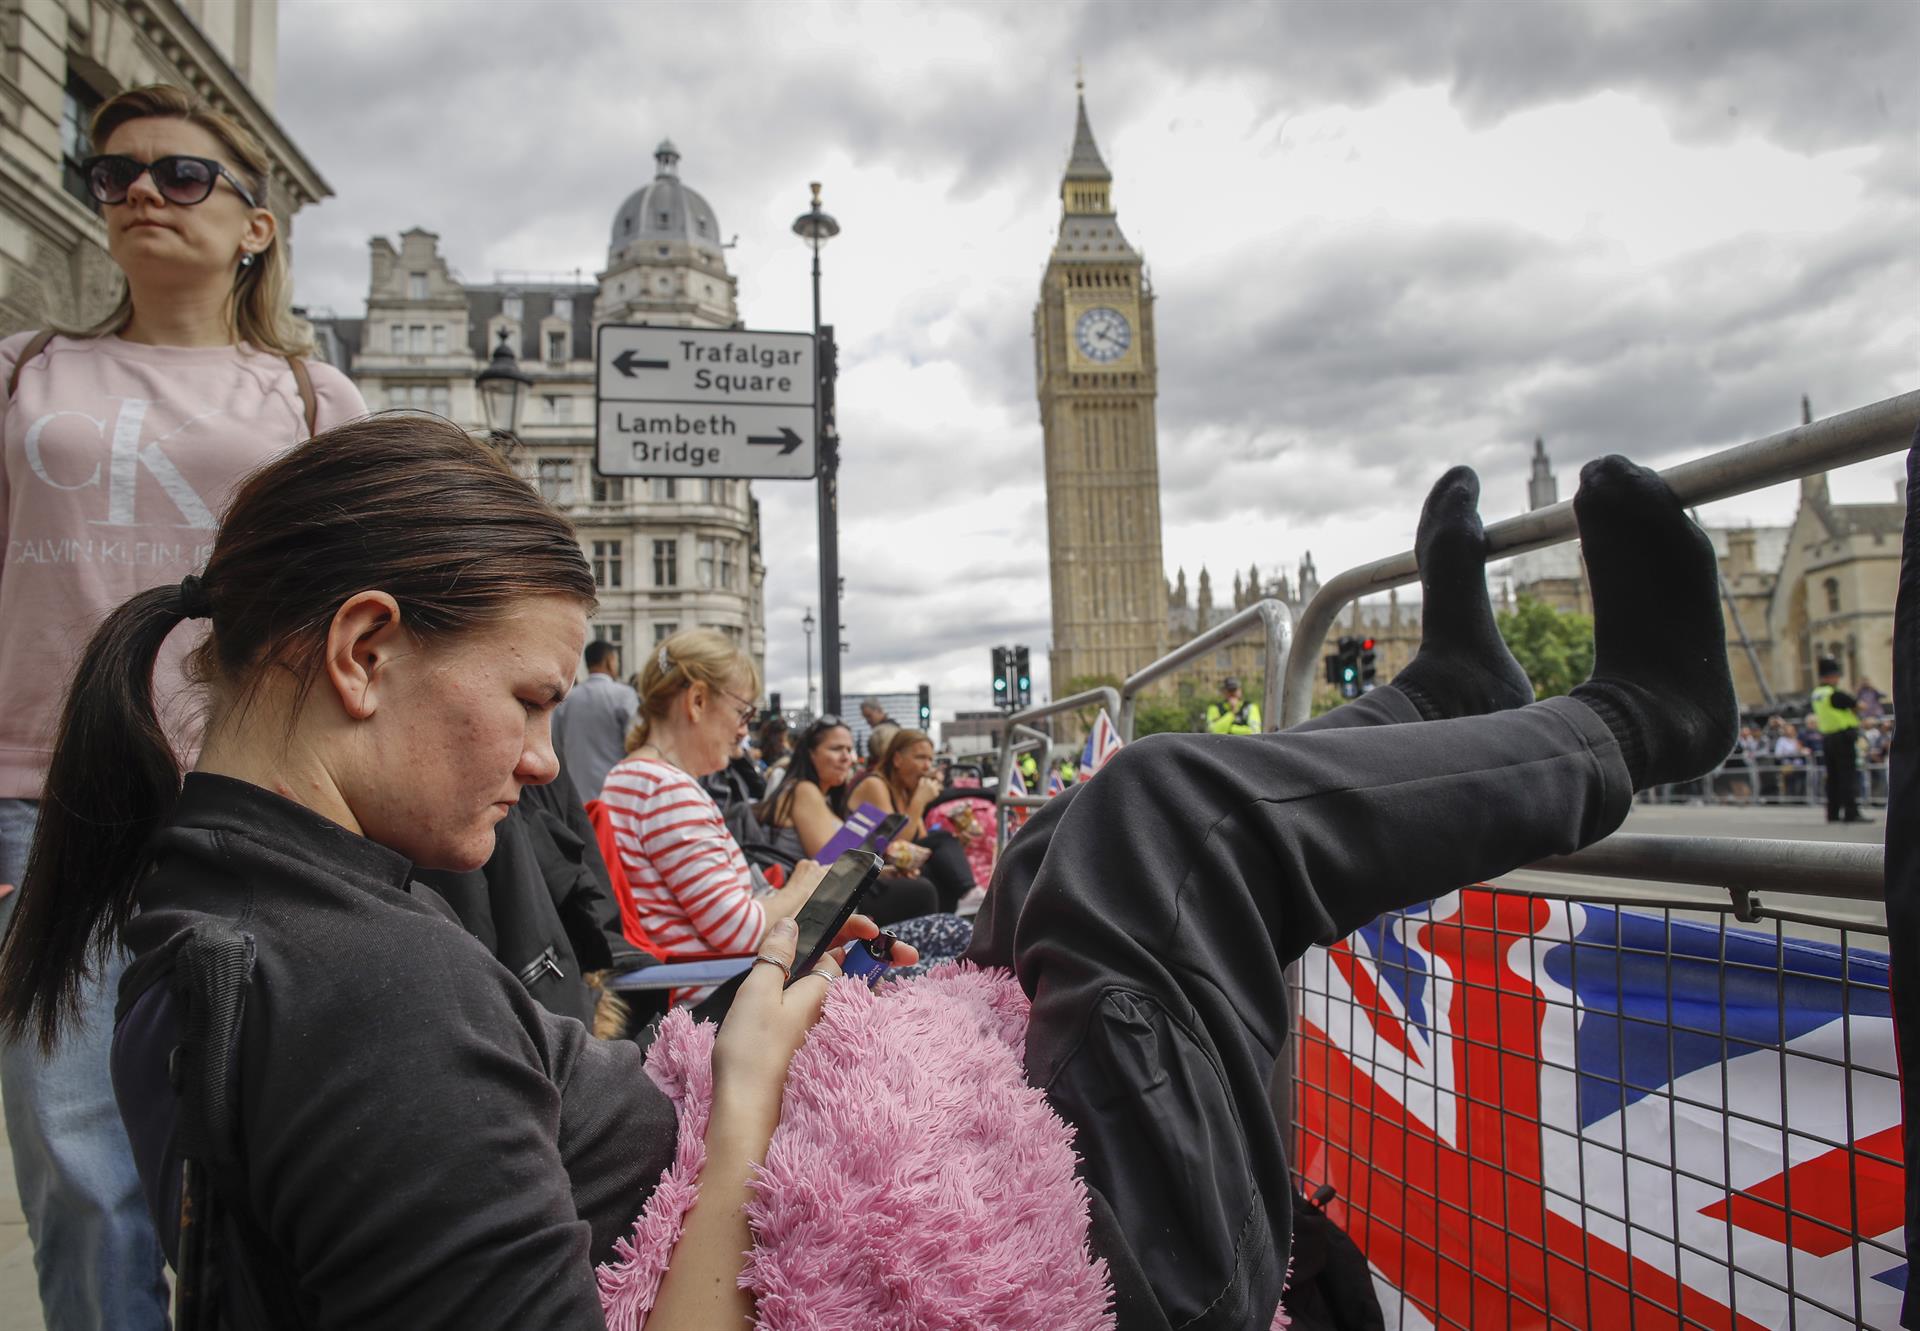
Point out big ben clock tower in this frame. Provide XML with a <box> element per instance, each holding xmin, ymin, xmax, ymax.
<box><xmin>1034</xmin><ymin>80</ymin><xmax>1168</xmax><ymax>694</ymax></box>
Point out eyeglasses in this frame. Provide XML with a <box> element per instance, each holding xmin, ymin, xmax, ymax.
<box><xmin>81</xmin><ymin>154</ymin><xmax>259</xmax><ymax>209</ymax></box>
<box><xmin>716</xmin><ymin>687</ymin><xmax>759</xmax><ymax>728</ymax></box>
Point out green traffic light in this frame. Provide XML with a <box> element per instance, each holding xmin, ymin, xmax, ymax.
<box><xmin>994</xmin><ymin>680</ymin><xmax>1006</xmax><ymax>691</ymax></box>
<box><xmin>1342</xmin><ymin>667</ymin><xmax>1356</xmax><ymax>681</ymax></box>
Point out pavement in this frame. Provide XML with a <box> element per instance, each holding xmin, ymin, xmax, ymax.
<box><xmin>0</xmin><ymin>803</ymin><xmax>1887</xmax><ymax>1328</ymax></box>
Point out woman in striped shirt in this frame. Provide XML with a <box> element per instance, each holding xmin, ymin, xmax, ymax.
<box><xmin>597</xmin><ymin>630</ymin><xmax>806</xmax><ymax>961</ymax></box>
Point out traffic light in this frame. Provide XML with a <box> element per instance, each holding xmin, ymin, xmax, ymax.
<box><xmin>1359</xmin><ymin>637</ymin><xmax>1378</xmax><ymax>692</ymax></box>
<box><xmin>1336</xmin><ymin>635</ymin><xmax>1359</xmax><ymax>698</ymax></box>
<box><xmin>1012</xmin><ymin>645</ymin><xmax>1032</xmax><ymax>706</ymax></box>
<box><xmin>991</xmin><ymin>646</ymin><xmax>1010</xmax><ymax>702</ymax></box>
<box><xmin>768</xmin><ymin>691</ymin><xmax>781</xmax><ymax>717</ymax></box>
<box><xmin>917</xmin><ymin>683</ymin><xmax>931</xmax><ymax>726</ymax></box>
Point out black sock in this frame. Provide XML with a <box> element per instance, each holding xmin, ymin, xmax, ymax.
<box><xmin>1392</xmin><ymin>465</ymin><xmax>1534</xmax><ymax>721</ymax></box>
<box><xmin>1568</xmin><ymin>456</ymin><xmax>1737</xmax><ymax>789</ymax></box>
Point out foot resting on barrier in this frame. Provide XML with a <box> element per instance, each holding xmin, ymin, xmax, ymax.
<box><xmin>1569</xmin><ymin>455</ymin><xmax>1738</xmax><ymax>789</ymax></box>
<box><xmin>1390</xmin><ymin>465</ymin><xmax>1535</xmax><ymax>720</ymax></box>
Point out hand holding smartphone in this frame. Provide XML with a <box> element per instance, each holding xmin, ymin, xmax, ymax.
<box><xmin>786</xmin><ymin>850</ymin><xmax>884</xmax><ymax>985</ymax></box>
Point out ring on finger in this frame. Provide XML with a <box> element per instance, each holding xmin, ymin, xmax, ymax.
<box><xmin>805</xmin><ymin>966</ymin><xmax>838</xmax><ymax>983</ymax></box>
<box><xmin>751</xmin><ymin>955</ymin><xmax>792</xmax><ymax>983</ymax></box>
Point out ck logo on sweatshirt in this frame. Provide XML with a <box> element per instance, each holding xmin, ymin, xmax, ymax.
<box><xmin>22</xmin><ymin>398</ymin><xmax>222</xmax><ymax>529</ymax></box>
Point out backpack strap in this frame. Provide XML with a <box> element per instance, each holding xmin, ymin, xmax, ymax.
<box><xmin>285</xmin><ymin>355</ymin><xmax>317</xmax><ymax>438</ymax></box>
<box><xmin>5</xmin><ymin>330</ymin><xmax>56</xmax><ymax>400</ymax></box>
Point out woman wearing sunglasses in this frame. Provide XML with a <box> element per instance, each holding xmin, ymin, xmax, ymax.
<box><xmin>0</xmin><ymin>84</ymin><xmax>363</xmax><ymax>1331</ymax></box>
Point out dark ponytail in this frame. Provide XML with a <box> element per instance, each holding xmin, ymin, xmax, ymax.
<box><xmin>0</xmin><ymin>415</ymin><xmax>595</xmax><ymax>1051</ymax></box>
<box><xmin>0</xmin><ymin>585</ymin><xmax>197</xmax><ymax>1049</ymax></box>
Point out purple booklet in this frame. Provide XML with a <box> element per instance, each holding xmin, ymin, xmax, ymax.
<box><xmin>814</xmin><ymin>803</ymin><xmax>908</xmax><ymax>863</ymax></box>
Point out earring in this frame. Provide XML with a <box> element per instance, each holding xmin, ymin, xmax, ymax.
<box><xmin>239</xmin><ymin>253</ymin><xmax>256</xmax><ymax>269</ymax></box>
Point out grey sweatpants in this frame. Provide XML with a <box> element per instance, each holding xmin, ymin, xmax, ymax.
<box><xmin>964</xmin><ymin>689</ymin><xmax>1634</xmax><ymax>1331</ymax></box>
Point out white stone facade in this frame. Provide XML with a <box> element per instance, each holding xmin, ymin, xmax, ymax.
<box><xmin>311</xmin><ymin>143</ymin><xmax>767</xmax><ymax>683</ymax></box>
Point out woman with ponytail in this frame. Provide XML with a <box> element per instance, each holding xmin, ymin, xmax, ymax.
<box><xmin>0</xmin><ymin>84</ymin><xmax>362</xmax><ymax>1329</ymax></box>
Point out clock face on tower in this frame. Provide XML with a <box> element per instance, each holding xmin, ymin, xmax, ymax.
<box><xmin>1074</xmin><ymin>306</ymin><xmax>1132</xmax><ymax>363</ymax></box>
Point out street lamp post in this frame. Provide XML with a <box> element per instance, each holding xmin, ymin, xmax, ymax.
<box><xmin>802</xmin><ymin>606</ymin><xmax>817</xmax><ymax>718</ymax></box>
<box><xmin>474</xmin><ymin>327</ymin><xmax>534</xmax><ymax>445</ymax></box>
<box><xmin>792</xmin><ymin>182</ymin><xmax>842</xmax><ymax>718</ymax></box>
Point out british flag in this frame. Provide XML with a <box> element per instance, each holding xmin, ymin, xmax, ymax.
<box><xmin>1079</xmin><ymin>710</ymin><xmax>1125</xmax><ymax>781</ymax></box>
<box><xmin>1045</xmin><ymin>767</ymin><xmax>1067</xmax><ymax>797</ymax></box>
<box><xmin>1294</xmin><ymin>887</ymin><xmax>1904</xmax><ymax>1330</ymax></box>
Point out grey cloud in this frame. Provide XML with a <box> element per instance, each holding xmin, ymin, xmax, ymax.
<box><xmin>1066</xmin><ymin>0</ymin><xmax>1918</xmax><ymax>154</ymax></box>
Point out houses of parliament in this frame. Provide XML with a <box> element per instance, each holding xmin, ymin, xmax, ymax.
<box><xmin>1034</xmin><ymin>88</ymin><xmax>1898</xmax><ymax>715</ymax></box>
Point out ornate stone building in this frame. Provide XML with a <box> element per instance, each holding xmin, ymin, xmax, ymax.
<box><xmin>1032</xmin><ymin>85</ymin><xmax>1169</xmax><ymax>692</ymax></box>
<box><xmin>309</xmin><ymin>142</ymin><xmax>766</xmax><ymax>678</ymax></box>
<box><xmin>0</xmin><ymin>0</ymin><xmax>327</xmax><ymax>334</ymax></box>
<box><xmin>1510</xmin><ymin>424</ymin><xmax>1898</xmax><ymax>709</ymax></box>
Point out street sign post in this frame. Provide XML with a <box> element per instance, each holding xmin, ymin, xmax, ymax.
<box><xmin>595</xmin><ymin>324</ymin><xmax>817</xmax><ymax>479</ymax></box>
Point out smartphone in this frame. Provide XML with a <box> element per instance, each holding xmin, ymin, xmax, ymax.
<box><xmin>857</xmin><ymin>812</ymin><xmax>909</xmax><ymax>855</ymax></box>
<box><xmin>787</xmin><ymin>850</ymin><xmax>884</xmax><ymax>985</ymax></box>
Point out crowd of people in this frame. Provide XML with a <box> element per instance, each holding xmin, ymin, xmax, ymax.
<box><xmin>0</xmin><ymin>79</ymin><xmax>1907</xmax><ymax>1331</ymax></box>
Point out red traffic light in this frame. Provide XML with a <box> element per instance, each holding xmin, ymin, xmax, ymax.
<box><xmin>1361</xmin><ymin>638</ymin><xmax>1375</xmax><ymax>651</ymax></box>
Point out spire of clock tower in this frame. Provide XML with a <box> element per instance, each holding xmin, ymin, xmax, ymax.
<box><xmin>1055</xmin><ymin>78</ymin><xmax>1130</xmax><ymax>254</ymax></box>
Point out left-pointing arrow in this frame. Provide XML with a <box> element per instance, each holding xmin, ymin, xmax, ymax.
<box><xmin>612</xmin><ymin>348</ymin><xmax>669</xmax><ymax>377</ymax></box>
<box><xmin>746</xmin><ymin>427</ymin><xmax>803</xmax><ymax>455</ymax></box>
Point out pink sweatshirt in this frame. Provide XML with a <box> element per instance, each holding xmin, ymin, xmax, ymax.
<box><xmin>0</xmin><ymin>331</ymin><xmax>365</xmax><ymax>798</ymax></box>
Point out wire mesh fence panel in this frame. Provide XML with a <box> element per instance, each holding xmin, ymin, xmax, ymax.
<box><xmin>1291</xmin><ymin>886</ymin><xmax>1903</xmax><ymax>1330</ymax></box>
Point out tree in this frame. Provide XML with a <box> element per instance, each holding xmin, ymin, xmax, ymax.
<box><xmin>1496</xmin><ymin>595</ymin><xmax>1596</xmax><ymax>699</ymax></box>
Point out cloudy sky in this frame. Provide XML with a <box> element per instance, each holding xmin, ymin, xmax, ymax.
<box><xmin>276</xmin><ymin>0</ymin><xmax>1918</xmax><ymax>717</ymax></box>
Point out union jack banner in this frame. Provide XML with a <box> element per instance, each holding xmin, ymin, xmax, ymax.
<box><xmin>1078</xmin><ymin>710</ymin><xmax>1125</xmax><ymax>781</ymax></box>
<box><xmin>1004</xmin><ymin>761</ymin><xmax>1027</xmax><ymax>799</ymax></box>
<box><xmin>1045</xmin><ymin>768</ymin><xmax>1066</xmax><ymax>797</ymax></box>
<box><xmin>1294</xmin><ymin>887</ymin><xmax>1903</xmax><ymax>1330</ymax></box>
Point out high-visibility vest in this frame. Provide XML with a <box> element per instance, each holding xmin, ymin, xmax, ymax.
<box><xmin>1207</xmin><ymin>699</ymin><xmax>1261</xmax><ymax>735</ymax></box>
<box><xmin>1811</xmin><ymin>685</ymin><xmax>1859</xmax><ymax>736</ymax></box>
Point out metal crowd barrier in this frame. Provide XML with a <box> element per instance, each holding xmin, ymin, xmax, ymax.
<box><xmin>991</xmin><ymin>685</ymin><xmax>1120</xmax><ymax>853</ymax></box>
<box><xmin>1642</xmin><ymin>754</ymin><xmax>1893</xmax><ymax>810</ymax></box>
<box><xmin>1116</xmin><ymin>597</ymin><xmax>1294</xmax><ymax>740</ymax></box>
<box><xmin>1276</xmin><ymin>388</ymin><xmax>1915</xmax><ymax>1330</ymax></box>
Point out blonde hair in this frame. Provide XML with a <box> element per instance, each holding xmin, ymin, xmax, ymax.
<box><xmin>626</xmin><ymin>628</ymin><xmax>760</xmax><ymax>752</ymax></box>
<box><xmin>65</xmin><ymin>85</ymin><xmax>312</xmax><ymax>357</ymax></box>
<box><xmin>877</xmin><ymin>728</ymin><xmax>933</xmax><ymax>791</ymax></box>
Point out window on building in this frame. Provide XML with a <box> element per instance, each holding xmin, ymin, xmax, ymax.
<box><xmin>536</xmin><ymin>458</ymin><xmax>575</xmax><ymax>505</ymax></box>
<box><xmin>60</xmin><ymin>76</ymin><xmax>104</xmax><ymax>210</ymax></box>
<box><xmin>657</xmin><ymin>210</ymin><xmax>670</xmax><ymax>226</ymax></box>
<box><xmin>390</xmin><ymin>324</ymin><xmax>406</xmax><ymax>353</ymax></box>
<box><xmin>592</xmin><ymin>476</ymin><xmax>625</xmax><ymax>503</ymax></box>
<box><xmin>408</xmin><ymin>272</ymin><xmax>428</xmax><ymax>300</ymax></box>
<box><xmin>718</xmin><ymin>538</ymin><xmax>739</xmax><ymax>590</ymax></box>
<box><xmin>543</xmin><ymin>394</ymin><xmax>570</xmax><ymax>424</ymax></box>
<box><xmin>432</xmin><ymin>325</ymin><xmax>448</xmax><ymax>354</ymax></box>
<box><xmin>592</xmin><ymin>540</ymin><xmax>624</xmax><ymax>589</ymax></box>
<box><xmin>1825</xmin><ymin>577</ymin><xmax>1842</xmax><ymax>614</ymax></box>
<box><xmin>502</xmin><ymin>295</ymin><xmax>524</xmax><ymax>321</ymax></box>
<box><xmin>697</xmin><ymin>538</ymin><xmax>717</xmax><ymax>588</ymax></box>
<box><xmin>408</xmin><ymin>384</ymin><xmax>430</xmax><ymax>410</ymax></box>
<box><xmin>547</xmin><ymin>330</ymin><xmax>567</xmax><ymax>362</ymax></box>
<box><xmin>658</xmin><ymin>276</ymin><xmax>672</xmax><ymax>291</ymax></box>
<box><xmin>593</xmin><ymin>622</ymin><xmax>624</xmax><ymax>656</ymax></box>
<box><xmin>431</xmin><ymin>385</ymin><xmax>450</xmax><ymax>416</ymax></box>
<box><xmin>651</xmin><ymin>478</ymin><xmax>677</xmax><ymax>501</ymax></box>
<box><xmin>653</xmin><ymin>621</ymin><xmax>679</xmax><ymax>643</ymax></box>
<box><xmin>553</xmin><ymin>296</ymin><xmax>573</xmax><ymax>320</ymax></box>
<box><xmin>409</xmin><ymin>325</ymin><xmax>427</xmax><ymax>353</ymax></box>
<box><xmin>653</xmin><ymin>539</ymin><xmax>678</xmax><ymax>587</ymax></box>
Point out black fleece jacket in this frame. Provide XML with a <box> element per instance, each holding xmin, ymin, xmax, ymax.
<box><xmin>116</xmin><ymin>774</ymin><xmax>678</xmax><ymax>1329</ymax></box>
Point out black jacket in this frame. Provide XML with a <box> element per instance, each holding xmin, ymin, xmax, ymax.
<box><xmin>415</xmin><ymin>770</ymin><xmax>641</xmax><ymax>1024</ymax></box>
<box><xmin>115</xmin><ymin>775</ymin><xmax>678</xmax><ymax>1329</ymax></box>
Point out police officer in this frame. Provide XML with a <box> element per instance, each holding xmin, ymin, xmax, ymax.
<box><xmin>1207</xmin><ymin>676</ymin><xmax>1262</xmax><ymax>735</ymax></box>
<box><xmin>1812</xmin><ymin>656</ymin><xmax>1871</xmax><ymax>823</ymax></box>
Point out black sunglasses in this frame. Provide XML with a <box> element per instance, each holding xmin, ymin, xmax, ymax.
<box><xmin>81</xmin><ymin>154</ymin><xmax>259</xmax><ymax>209</ymax></box>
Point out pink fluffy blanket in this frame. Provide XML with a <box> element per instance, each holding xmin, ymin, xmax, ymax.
<box><xmin>596</xmin><ymin>963</ymin><xmax>1290</xmax><ymax>1331</ymax></box>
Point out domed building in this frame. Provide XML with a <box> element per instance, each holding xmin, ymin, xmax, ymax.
<box><xmin>310</xmin><ymin>141</ymin><xmax>767</xmax><ymax>699</ymax></box>
<box><xmin>598</xmin><ymin>140</ymin><xmax>739</xmax><ymax>328</ymax></box>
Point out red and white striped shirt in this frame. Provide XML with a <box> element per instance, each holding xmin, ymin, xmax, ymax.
<box><xmin>598</xmin><ymin>756</ymin><xmax>763</xmax><ymax>958</ymax></box>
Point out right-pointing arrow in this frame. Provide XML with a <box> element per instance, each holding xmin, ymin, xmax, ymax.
<box><xmin>746</xmin><ymin>426</ymin><xmax>803</xmax><ymax>455</ymax></box>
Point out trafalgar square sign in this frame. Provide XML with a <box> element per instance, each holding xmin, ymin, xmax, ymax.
<box><xmin>595</xmin><ymin>324</ymin><xmax>817</xmax><ymax>479</ymax></box>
